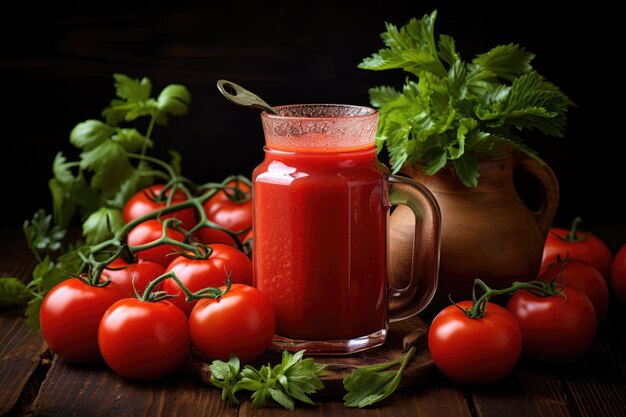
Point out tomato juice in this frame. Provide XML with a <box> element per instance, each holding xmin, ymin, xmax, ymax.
<box><xmin>253</xmin><ymin>145</ymin><xmax>389</xmax><ymax>341</ymax></box>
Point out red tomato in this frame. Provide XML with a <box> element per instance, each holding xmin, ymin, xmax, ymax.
<box><xmin>98</xmin><ymin>298</ymin><xmax>190</xmax><ymax>380</ymax></box>
<box><xmin>189</xmin><ymin>284</ymin><xmax>275</xmax><ymax>363</ymax></box>
<box><xmin>40</xmin><ymin>278</ymin><xmax>127</xmax><ymax>364</ymax></box>
<box><xmin>506</xmin><ymin>286</ymin><xmax>596</xmax><ymax>362</ymax></box>
<box><xmin>103</xmin><ymin>259</ymin><xmax>165</xmax><ymax>296</ymax></box>
<box><xmin>428</xmin><ymin>301</ymin><xmax>522</xmax><ymax>385</ymax></box>
<box><xmin>123</xmin><ymin>184</ymin><xmax>196</xmax><ymax>231</ymax></box>
<box><xmin>197</xmin><ymin>180</ymin><xmax>252</xmax><ymax>245</ymax></box>
<box><xmin>611</xmin><ymin>244</ymin><xmax>626</xmax><ymax>304</ymax></box>
<box><xmin>539</xmin><ymin>259</ymin><xmax>609</xmax><ymax>322</ymax></box>
<box><xmin>542</xmin><ymin>226</ymin><xmax>612</xmax><ymax>278</ymax></box>
<box><xmin>127</xmin><ymin>219</ymin><xmax>186</xmax><ymax>267</ymax></box>
<box><xmin>162</xmin><ymin>244</ymin><xmax>253</xmax><ymax>315</ymax></box>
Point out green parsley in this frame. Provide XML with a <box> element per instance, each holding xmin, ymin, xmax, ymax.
<box><xmin>360</xmin><ymin>10</ymin><xmax>572</xmax><ymax>186</ymax></box>
<box><xmin>0</xmin><ymin>74</ymin><xmax>190</xmax><ymax>329</ymax></box>
<box><xmin>209</xmin><ymin>350</ymin><xmax>326</xmax><ymax>410</ymax></box>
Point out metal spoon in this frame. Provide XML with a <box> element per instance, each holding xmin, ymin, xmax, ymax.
<box><xmin>216</xmin><ymin>80</ymin><xmax>278</xmax><ymax>115</ymax></box>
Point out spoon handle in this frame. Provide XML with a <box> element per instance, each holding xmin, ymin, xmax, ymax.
<box><xmin>216</xmin><ymin>80</ymin><xmax>278</xmax><ymax>114</ymax></box>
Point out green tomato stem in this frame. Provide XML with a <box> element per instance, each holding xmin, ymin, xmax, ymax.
<box><xmin>140</xmin><ymin>270</ymin><xmax>230</xmax><ymax>303</ymax></box>
<box><xmin>139</xmin><ymin>115</ymin><xmax>157</xmax><ymax>163</ymax></box>
<box><xmin>84</xmin><ymin>175</ymin><xmax>249</xmax><ymax>285</ymax></box>
<box><xmin>464</xmin><ymin>279</ymin><xmax>562</xmax><ymax>319</ymax></box>
<box><xmin>565</xmin><ymin>217</ymin><xmax>587</xmax><ymax>242</ymax></box>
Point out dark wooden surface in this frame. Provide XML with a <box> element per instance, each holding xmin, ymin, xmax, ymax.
<box><xmin>1</xmin><ymin>227</ymin><xmax>626</xmax><ymax>417</ymax></box>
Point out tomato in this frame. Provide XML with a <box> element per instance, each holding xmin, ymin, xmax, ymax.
<box><xmin>189</xmin><ymin>284</ymin><xmax>275</xmax><ymax>363</ymax></box>
<box><xmin>98</xmin><ymin>298</ymin><xmax>190</xmax><ymax>380</ymax></box>
<box><xmin>542</xmin><ymin>222</ymin><xmax>612</xmax><ymax>278</ymax></box>
<box><xmin>611</xmin><ymin>244</ymin><xmax>626</xmax><ymax>304</ymax></box>
<box><xmin>127</xmin><ymin>219</ymin><xmax>186</xmax><ymax>267</ymax></box>
<box><xmin>40</xmin><ymin>278</ymin><xmax>128</xmax><ymax>364</ymax></box>
<box><xmin>197</xmin><ymin>180</ymin><xmax>252</xmax><ymax>246</ymax></box>
<box><xmin>539</xmin><ymin>259</ymin><xmax>609</xmax><ymax>322</ymax></box>
<box><xmin>506</xmin><ymin>286</ymin><xmax>596</xmax><ymax>362</ymax></box>
<box><xmin>428</xmin><ymin>301</ymin><xmax>522</xmax><ymax>385</ymax></box>
<box><xmin>103</xmin><ymin>259</ymin><xmax>165</xmax><ymax>296</ymax></box>
<box><xmin>123</xmin><ymin>184</ymin><xmax>196</xmax><ymax>231</ymax></box>
<box><xmin>162</xmin><ymin>244</ymin><xmax>253</xmax><ymax>315</ymax></box>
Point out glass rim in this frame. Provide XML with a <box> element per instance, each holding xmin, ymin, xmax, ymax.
<box><xmin>261</xmin><ymin>104</ymin><xmax>378</xmax><ymax>121</ymax></box>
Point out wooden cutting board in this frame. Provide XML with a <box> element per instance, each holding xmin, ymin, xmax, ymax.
<box><xmin>189</xmin><ymin>316</ymin><xmax>434</xmax><ymax>398</ymax></box>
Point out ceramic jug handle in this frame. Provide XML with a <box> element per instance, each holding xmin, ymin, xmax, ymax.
<box><xmin>385</xmin><ymin>174</ymin><xmax>441</xmax><ymax>322</ymax></box>
<box><xmin>514</xmin><ymin>154</ymin><xmax>560</xmax><ymax>235</ymax></box>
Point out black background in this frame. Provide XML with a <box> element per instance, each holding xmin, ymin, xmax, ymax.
<box><xmin>1</xmin><ymin>1</ymin><xmax>622</xmax><ymax>244</ymax></box>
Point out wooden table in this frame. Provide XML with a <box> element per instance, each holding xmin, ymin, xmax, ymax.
<box><xmin>2</xmin><ymin>226</ymin><xmax>626</xmax><ymax>417</ymax></box>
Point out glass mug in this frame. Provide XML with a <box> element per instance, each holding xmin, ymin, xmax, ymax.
<box><xmin>252</xmin><ymin>104</ymin><xmax>440</xmax><ymax>355</ymax></box>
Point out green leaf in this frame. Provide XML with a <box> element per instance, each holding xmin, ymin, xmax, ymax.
<box><xmin>56</xmin><ymin>247</ymin><xmax>89</xmax><ymax>277</ymax></box>
<box><xmin>23</xmin><ymin>209</ymin><xmax>66</xmax><ymax>253</ymax></box>
<box><xmin>423</xmin><ymin>148</ymin><xmax>447</xmax><ymax>175</ymax></box>
<box><xmin>0</xmin><ymin>278</ymin><xmax>28</xmax><ymax>306</ymax></box>
<box><xmin>123</xmin><ymin>100</ymin><xmax>159</xmax><ymax>123</ymax></box>
<box><xmin>501</xmin><ymin>72</ymin><xmax>569</xmax><ymax>136</ymax></box>
<box><xmin>107</xmin><ymin>165</ymin><xmax>152</xmax><ymax>209</ymax></box>
<box><xmin>113</xmin><ymin>73</ymin><xmax>152</xmax><ymax>101</ymax></box>
<box><xmin>25</xmin><ymin>298</ymin><xmax>42</xmax><ymax>332</ymax></box>
<box><xmin>438</xmin><ymin>34</ymin><xmax>459</xmax><ymax>66</ymax></box>
<box><xmin>217</xmin><ymin>351</ymin><xmax>325</xmax><ymax>410</ymax></box>
<box><xmin>359</xmin><ymin>11</ymin><xmax>447</xmax><ymax>77</ymax></box>
<box><xmin>82</xmin><ymin>207</ymin><xmax>124</xmax><ymax>245</ymax></box>
<box><xmin>102</xmin><ymin>99</ymin><xmax>128</xmax><ymax>126</ymax></box>
<box><xmin>79</xmin><ymin>140</ymin><xmax>133</xmax><ymax>197</ymax></box>
<box><xmin>70</xmin><ymin>120</ymin><xmax>116</xmax><ymax>151</ymax></box>
<box><xmin>210</xmin><ymin>356</ymin><xmax>241</xmax><ymax>404</ymax></box>
<box><xmin>452</xmin><ymin>153</ymin><xmax>479</xmax><ymax>187</ymax></box>
<box><xmin>158</xmin><ymin>84</ymin><xmax>191</xmax><ymax>117</ymax></box>
<box><xmin>52</xmin><ymin>152</ymin><xmax>77</xmax><ymax>185</ymax></box>
<box><xmin>472</xmin><ymin>43</ymin><xmax>535</xmax><ymax>81</ymax></box>
<box><xmin>67</xmin><ymin>173</ymin><xmax>104</xmax><ymax>213</ymax></box>
<box><xmin>343</xmin><ymin>347</ymin><xmax>416</xmax><ymax>408</ymax></box>
<box><xmin>112</xmin><ymin>128</ymin><xmax>153</xmax><ymax>152</ymax></box>
<box><xmin>447</xmin><ymin>60</ymin><xmax>467</xmax><ymax>99</ymax></box>
<box><xmin>268</xmin><ymin>388</ymin><xmax>295</xmax><ymax>411</ymax></box>
<box><xmin>32</xmin><ymin>256</ymin><xmax>70</xmax><ymax>293</ymax></box>
<box><xmin>102</xmin><ymin>75</ymin><xmax>161</xmax><ymax>125</ymax></box>
<box><xmin>369</xmin><ymin>86</ymin><xmax>401</xmax><ymax>107</ymax></box>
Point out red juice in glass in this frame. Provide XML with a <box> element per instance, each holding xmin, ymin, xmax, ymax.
<box><xmin>253</xmin><ymin>104</ymin><xmax>440</xmax><ymax>354</ymax></box>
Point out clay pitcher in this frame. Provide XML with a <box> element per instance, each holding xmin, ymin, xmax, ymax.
<box><xmin>389</xmin><ymin>152</ymin><xmax>559</xmax><ymax>305</ymax></box>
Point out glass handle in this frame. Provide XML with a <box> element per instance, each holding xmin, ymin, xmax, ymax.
<box><xmin>385</xmin><ymin>174</ymin><xmax>441</xmax><ymax>322</ymax></box>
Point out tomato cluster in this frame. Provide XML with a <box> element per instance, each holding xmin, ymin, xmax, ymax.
<box><xmin>430</xmin><ymin>218</ymin><xmax>624</xmax><ymax>386</ymax></box>
<box><xmin>39</xmin><ymin>183</ymin><xmax>273</xmax><ymax>380</ymax></box>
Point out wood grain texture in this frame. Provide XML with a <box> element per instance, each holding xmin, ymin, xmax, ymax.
<box><xmin>0</xmin><ymin>311</ymin><xmax>46</xmax><ymax>415</ymax></box>
<box><xmin>32</xmin><ymin>357</ymin><xmax>237</xmax><ymax>417</ymax></box>
<box><xmin>560</xmin><ymin>302</ymin><xmax>626</xmax><ymax>417</ymax></box>
<box><xmin>0</xmin><ymin>226</ymin><xmax>45</xmax><ymax>416</ymax></box>
<box><xmin>0</xmin><ymin>226</ymin><xmax>37</xmax><ymax>280</ymax></box>
<box><xmin>471</xmin><ymin>363</ymin><xmax>571</xmax><ymax>417</ymax></box>
<box><xmin>238</xmin><ymin>383</ymin><xmax>472</xmax><ymax>417</ymax></box>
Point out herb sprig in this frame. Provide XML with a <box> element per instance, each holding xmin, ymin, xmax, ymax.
<box><xmin>210</xmin><ymin>350</ymin><xmax>327</xmax><ymax>410</ymax></box>
<box><xmin>54</xmin><ymin>74</ymin><xmax>190</xmax><ymax>243</ymax></box>
<box><xmin>343</xmin><ymin>347</ymin><xmax>416</xmax><ymax>408</ymax></box>
<box><xmin>361</xmin><ymin>10</ymin><xmax>572</xmax><ymax>186</ymax></box>
<box><xmin>0</xmin><ymin>74</ymin><xmax>191</xmax><ymax>331</ymax></box>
